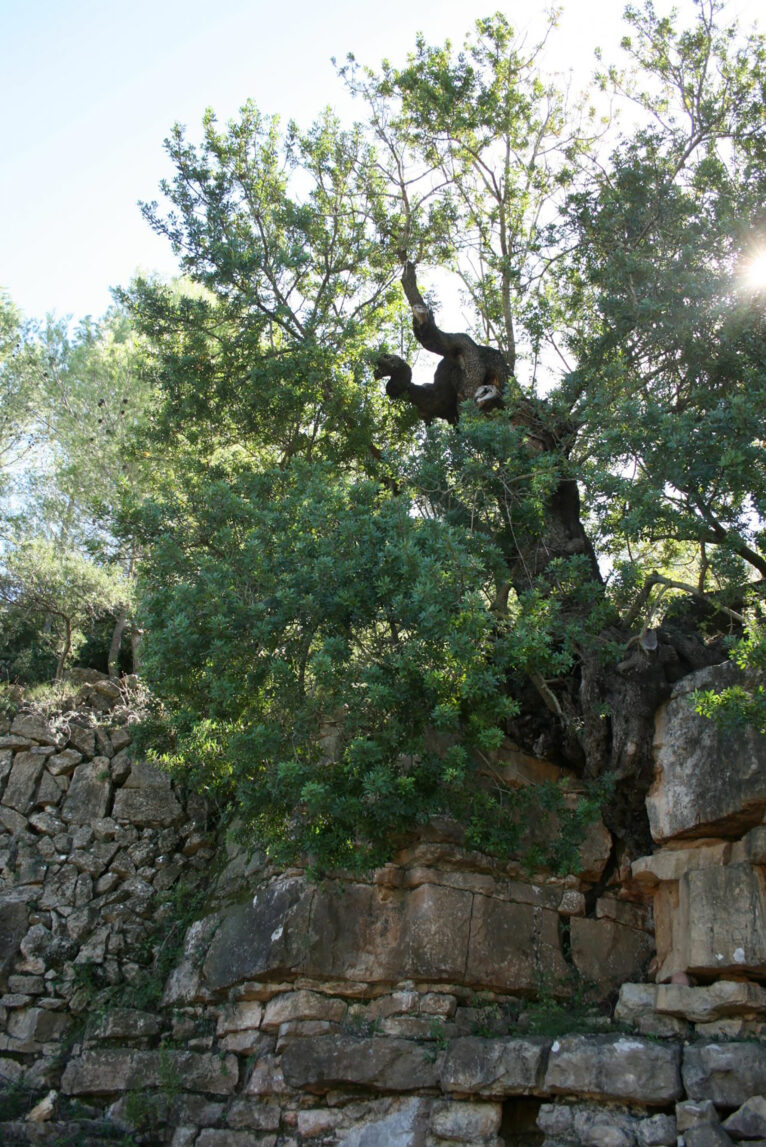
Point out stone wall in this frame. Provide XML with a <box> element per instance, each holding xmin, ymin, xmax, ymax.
<box><xmin>2</xmin><ymin>664</ymin><xmax>766</xmax><ymax>1146</ymax></box>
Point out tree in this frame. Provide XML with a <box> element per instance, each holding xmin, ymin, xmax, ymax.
<box><xmin>0</xmin><ymin>300</ymin><xmax>156</xmax><ymax>681</ymax></box>
<box><xmin>129</xmin><ymin>2</ymin><xmax>766</xmax><ymax>871</ymax></box>
<box><xmin>0</xmin><ymin>539</ymin><xmax>131</xmax><ymax>679</ymax></box>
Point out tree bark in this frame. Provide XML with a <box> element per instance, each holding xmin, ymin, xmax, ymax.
<box><xmin>108</xmin><ymin>606</ymin><xmax>129</xmax><ymax>679</ymax></box>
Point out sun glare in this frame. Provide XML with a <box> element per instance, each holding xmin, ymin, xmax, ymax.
<box><xmin>743</xmin><ymin>251</ymin><xmax>766</xmax><ymax>290</ymax></box>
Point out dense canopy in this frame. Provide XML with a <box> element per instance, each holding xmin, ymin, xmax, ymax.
<box><xmin>2</xmin><ymin>0</ymin><xmax>765</xmax><ymax>873</ymax></box>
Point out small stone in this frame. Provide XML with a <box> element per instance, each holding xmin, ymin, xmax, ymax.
<box><xmin>262</xmin><ymin>988</ymin><xmax>347</xmax><ymax>1030</ymax></box>
<box><xmin>25</xmin><ymin>1088</ymin><xmax>57</xmax><ymax>1122</ymax></box>
<box><xmin>47</xmin><ymin>750</ymin><xmax>83</xmax><ymax>776</ymax></box>
<box><xmin>636</xmin><ymin>1114</ymin><xmax>677</xmax><ymax>1147</ymax></box>
<box><xmin>676</xmin><ymin>1100</ymin><xmax>720</xmax><ymax>1131</ymax></box>
<box><xmin>559</xmin><ymin>890</ymin><xmax>586</xmax><ymax>916</ymax></box>
<box><xmin>723</xmin><ymin>1097</ymin><xmax>766</xmax><ymax>1139</ymax></box>
<box><xmin>573</xmin><ymin>1106</ymin><xmax>638</xmax><ymax>1147</ymax></box>
<box><xmin>66</xmin><ymin>725</ymin><xmax>96</xmax><ymax>758</ymax></box>
<box><xmin>431</xmin><ymin>1099</ymin><xmax>502</xmax><ymax>1140</ymax></box>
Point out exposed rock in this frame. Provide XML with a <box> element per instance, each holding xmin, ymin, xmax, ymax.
<box><xmin>466</xmin><ymin>896</ymin><xmax>569</xmax><ymax>992</ymax></box>
<box><xmin>112</xmin><ymin>760</ymin><xmax>184</xmax><ymax>826</ymax></box>
<box><xmin>441</xmin><ymin>1036</ymin><xmax>548</xmax><ymax>1096</ymax></box>
<box><xmin>61</xmin><ymin>758</ymin><xmax>112</xmax><ymax>823</ymax></box>
<box><xmin>261</xmin><ymin>989</ymin><xmax>346</xmax><ymax>1030</ymax></box>
<box><xmin>573</xmin><ymin>1106</ymin><xmax>638</xmax><ymax>1147</ymax></box>
<box><xmin>61</xmin><ymin>1049</ymin><xmax>238</xmax><ymax>1095</ymax></box>
<box><xmin>676</xmin><ymin>1100</ymin><xmax>721</xmax><ymax>1131</ymax></box>
<box><xmin>538</xmin><ymin>1104</ymin><xmax>575</xmax><ymax>1137</ymax></box>
<box><xmin>0</xmin><ymin>899</ymin><xmax>29</xmax><ymax>988</ymax></box>
<box><xmin>684</xmin><ymin>1126</ymin><xmax>736</xmax><ymax>1147</ymax></box>
<box><xmin>683</xmin><ymin>1042</ymin><xmax>766</xmax><ymax>1107</ymax></box>
<box><xmin>545</xmin><ymin>1036</ymin><xmax>682</xmax><ymax>1104</ymax></box>
<box><xmin>281</xmin><ymin>1035</ymin><xmax>441</xmax><ymax>1092</ymax></box>
<box><xmin>47</xmin><ymin>750</ymin><xmax>83</xmax><ymax>777</ymax></box>
<box><xmin>636</xmin><ymin>1114</ymin><xmax>677</xmax><ymax>1147</ymax></box>
<box><xmin>570</xmin><ymin>918</ymin><xmax>654</xmax><ymax>992</ymax></box>
<box><xmin>649</xmin><ymin>664</ymin><xmax>766</xmax><ymax>843</ymax></box>
<box><xmin>203</xmin><ymin>877</ymin><xmax>314</xmax><ymax>991</ymax></box>
<box><xmin>66</xmin><ymin>724</ymin><xmax>97</xmax><ymax>757</ymax></box>
<box><xmin>723</xmin><ymin>1097</ymin><xmax>766</xmax><ymax>1140</ymax></box>
<box><xmin>2</xmin><ymin>752</ymin><xmax>46</xmax><ymax>813</ymax></box>
<box><xmin>11</xmin><ymin>714</ymin><xmax>64</xmax><ymax>747</ymax></box>
<box><xmin>430</xmin><ymin>1099</ymin><xmax>502</xmax><ymax>1140</ymax></box>
<box><xmin>655</xmin><ymin>980</ymin><xmax>766</xmax><ymax>1023</ymax></box>
<box><xmin>87</xmin><ymin>1007</ymin><xmax>162</xmax><ymax>1041</ymax></box>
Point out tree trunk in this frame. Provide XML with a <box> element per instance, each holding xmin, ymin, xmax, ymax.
<box><xmin>108</xmin><ymin>606</ymin><xmax>129</xmax><ymax>679</ymax></box>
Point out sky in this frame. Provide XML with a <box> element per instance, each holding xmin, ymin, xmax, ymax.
<box><xmin>1</xmin><ymin>0</ymin><xmax>762</xmax><ymax>325</ymax></box>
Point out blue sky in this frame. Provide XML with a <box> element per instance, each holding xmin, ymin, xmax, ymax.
<box><xmin>1</xmin><ymin>0</ymin><xmax>761</xmax><ymax>323</ymax></box>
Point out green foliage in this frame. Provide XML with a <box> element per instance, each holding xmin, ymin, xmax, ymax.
<box><xmin>124</xmin><ymin>3</ymin><xmax>766</xmax><ymax>874</ymax></box>
<box><xmin>0</xmin><ymin>538</ymin><xmax>130</xmax><ymax>679</ymax></box>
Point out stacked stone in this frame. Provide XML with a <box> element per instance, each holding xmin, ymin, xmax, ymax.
<box><xmin>0</xmin><ymin>703</ymin><xmax>214</xmax><ymax>1089</ymax></box>
<box><xmin>621</xmin><ymin>663</ymin><xmax>766</xmax><ymax>1037</ymax></box>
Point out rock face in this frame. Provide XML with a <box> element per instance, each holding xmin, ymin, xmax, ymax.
<box><xmin>648</xmin><ymin>663</ymin><xmax>766</xmax><ymax>842</ymax></box>
<box><xmin>2</xmin><ymin>674</ymin><xmax>766</xmax><ymax>1146</ymax></box>
<box><xmin>632</xmin><ymin>663</ymin><xmax>766</xmax><ymax>984</ymax></box>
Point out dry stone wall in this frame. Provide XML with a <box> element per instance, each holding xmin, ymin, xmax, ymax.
<box><xmin>1</xmin><ymin>664</ymin><xmax>766</xmax><ymax>1146</ymax></box>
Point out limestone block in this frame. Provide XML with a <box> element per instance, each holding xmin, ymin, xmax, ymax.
<box><xmin>683</xmin><ymin>1042</ymin><xmax>766</xmax><ymax>1106</ymax></box>
<box><xmin>243</xmin><ymin>1054</ymin><xmax>290</xmax><ymax>1096</ymax></box>
<box><xmin>202</xmin><ymin>878</ymin><xmax>314</xmax><ymax>991</ymax></box>
<box><xmin>11</xmin><ymin>713</ymin><xmax>63</xmax><ymax>747</ymax></box>
<box><xmin>0</xmin><ymin>735</ymin><xmax>34</xmax><ymax>751</ymax></box>
<box><xmin>66</xmin><ymin>724</ymin><xmax>96</xmax><ymax>757</ymax></box>
<box><xmin>216</xmin><ymin>1000</ymin><xmax>264</xmax><ymax>1034</ymax></box>
<box><xmin>614</xmin><ymin>984</ymin><xmax>657</xmax><ymax>1024</ymax></box>
<box><xmin>636</xmin><ymin>1114</ymin><xmax>677</xmax><ymax>1147</ymax></box>
<box><xmin>61</xmin><ymin>759</ymin><xmax>112</xmax><ymax>823</ymax></box>
<box><xmin>340</xmin><ymin>1098</ymin><xmax>431</xmax><ymax>1147</ymax></box>
<box><xmin>538</xmin><ymin>1104</ymin><xmax>574</xmax><ymax>1137</ymax></box>
<box><xmin>47</xmin><ymin>749</ymin><xmax>83</xmax><ymax>777</ymax></box>
<box><xmin>112</xmin><ymin>760</ymin><xmax>183</xmax><ymax>826</ymax></box>
<box><xmin>296</xmin><ymin>1109</ymin><xmax>342</xmax><ymax>1137</ymax></box>
<box><xmin>695</xmin><ymin>1018</ymin><xmax>766</xmax><ymax>1038</ymax></box>
<box><xmin>403</xmin><ymin>882</ymin><xmax>474</xmax><ymax>981</ymax></box>
<box><xmin>0</xmin><ymin>748</ymin><xmax>13</xmax><ymax>785</ymax></box>
<box><xmin>303</xmin><ymin>879</ymin><xmax>472</xmax><ymax>984</ymax></box>
<box><xmin>261</xmin><ymin>989</ymin><xmax>346</xmax><ymax>1030</ymax></box>
<box><xmin>559</xmin><ymin>890</ymin><xmax>586</xmax><ymax>916</ymax></box>
<box><xmin>2</xmin><ymin>752</ymin><xmax>46</xmax><ymax>813</ymax></box>
<box><xmin>466</xmin><ymin>897</ymin><xmax>569</xmax><ymax>993</ymax></box>
<box><xmin>0</xmin><ymin>899</ymin><xmax>29</xmax><ymax>988</ymax></box>
<box><xmin>226</xmin><ymin>1100</ymin><xmax>281</xmax><ymax>1130</ymax></box>
<box><xmin>440</xmin><ymin>1036</ymin><xmax>548</xmax><ymax>1096</ymax></box>
<box><xmin>649</xmin><ymin>664</ymin><xmax>766</xmax><ymax>843</ymax></box>
<box><xmin>676</xmin><ymin>1101</ymin><xmax>720</xmax><ymax>1132</ymax></box>
<box><xmin>573</xmin><ymin>1107</ymin><xmax>637</xmax><ymax>1147</ymax></box>
<box><xmin>632</xmin><ymin>843</ymin><xmax>731</xmax><ymax>887</ymax></box>
<box><xmin>655</xmin><ymin>981</ymin><xmax>766</xmax><ymax>1023</ymax></box>
<box><xmin>570</xmin><ymin>918</ymin><xmax>654</xmax><ymax>992</ymax></box>
<box><xmin>87</xmin><ymin>1008</ymin><xmax>162</xmax><ymax>1041</ymax></box>
<box><xmin>684</xmin><ymin>1127</ymin><xmax>736</xmax><ymax>1147</ymax></box>
<box><xmin>431</xmin><ymin>1099</ymin><xmax>502</xmax><ymax>1140</ymax></box>
<box><xmin>34</xmin><ymin>770</ymin><xmax>64</xmax><ymax>807</ymax></box>
<box><xmin>544</xmin><ymin>1036</ymin><xmax>682</xmax><ymax>1104</ymax></box>
<box><xmin>61</xmin><ymin>1049</ymin><xmax>238</xmax><ymax>1095</ymax></box>
<box><xmin>614</xmin><ymin>983</ymin><xmax>689</xmax><ymax>1038</ymax></box>
<box><xmin>723</xmin><ymin>1098</ymin><xmax>766</xmax><ymax>1140</ymax></box>
<box><xmin>683</xmin><ymin>863</ymin><xmax>766</xmax><ymax>976</ymax></box>
<box><xmin>6</xmin><ymin>1006</ymin><xmax>70</xmax><ymax>1042</ymax></box>
<box><xmin>196</xmin><ymin>1132</ymin><xmax>264</xmax><ymax>1146</ymax></box>
<box><xmin>280</xmin><ymin>1034</ymin><xmax>440</xmax><ymax>1092</ymax></box>
<box><xmin>163</xmin><ymin>915</ymin><xmax>221</xmax><ymax>1006</ymax></box>
<box><xmin>109</xmin><ymin>727</ymin><xmax>132</xmax><ymax>753</ymax></box>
